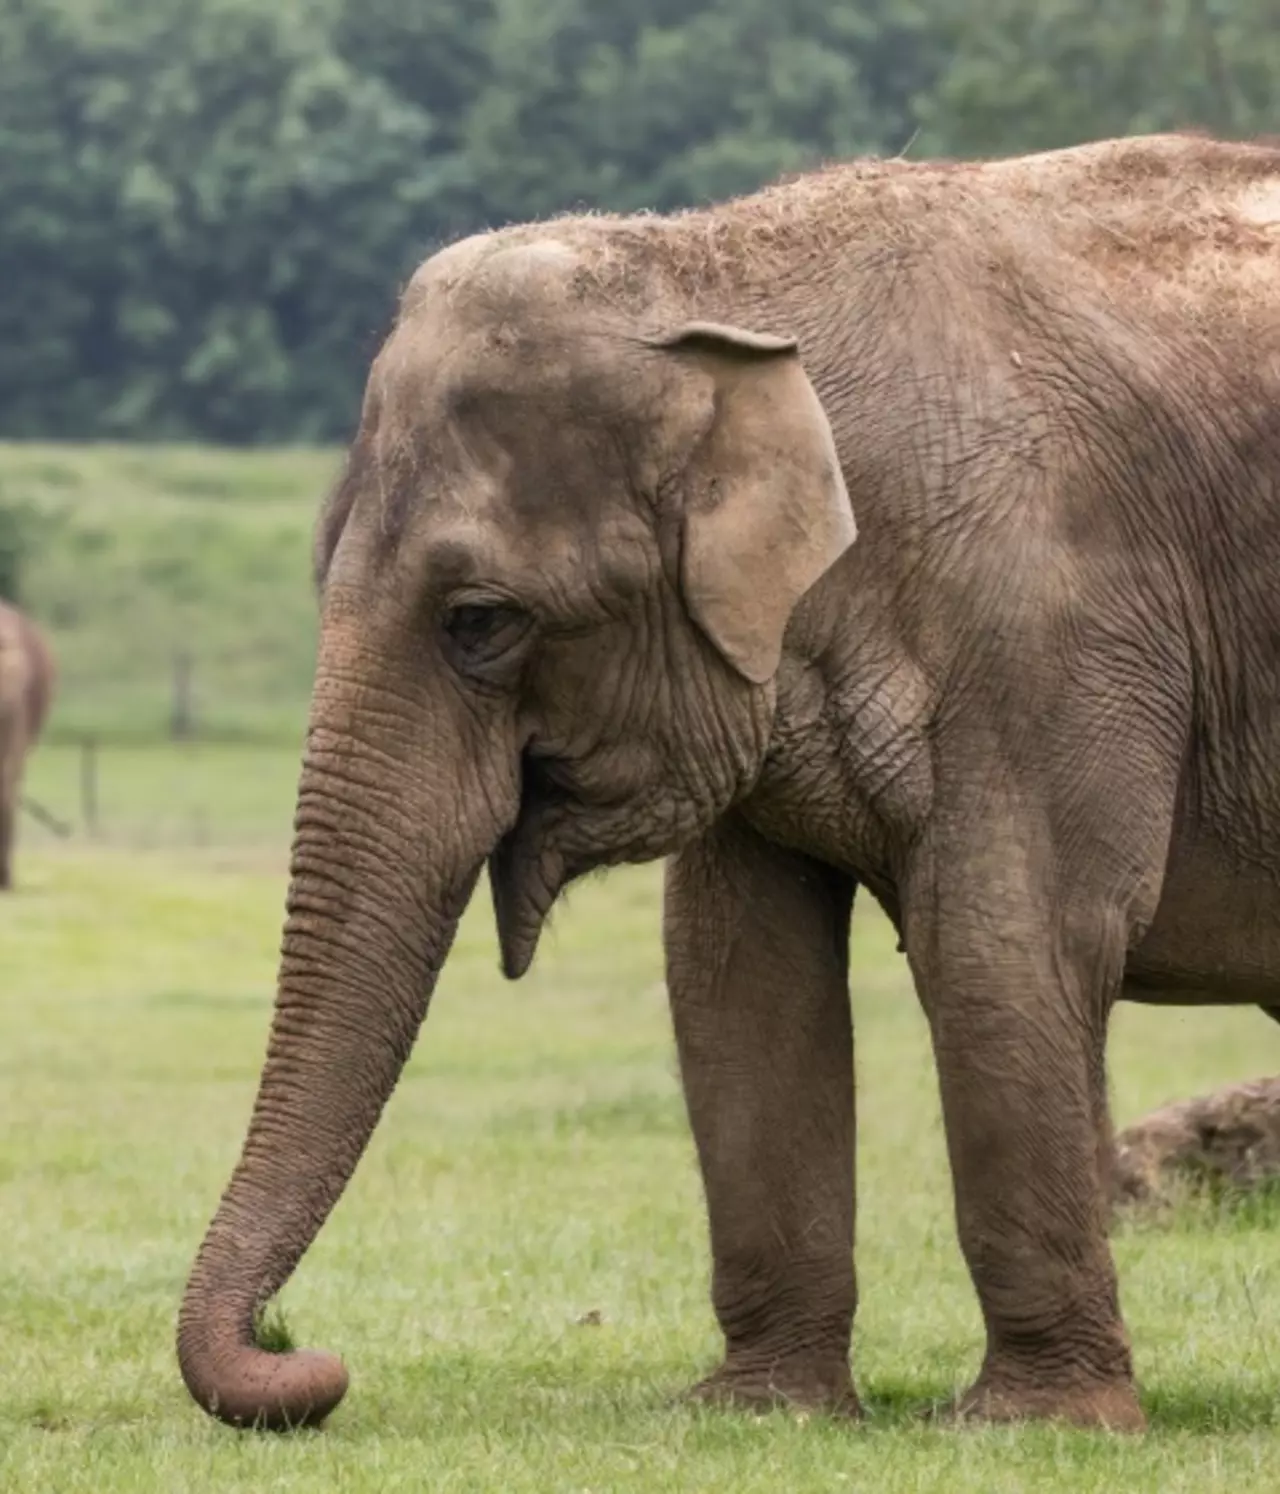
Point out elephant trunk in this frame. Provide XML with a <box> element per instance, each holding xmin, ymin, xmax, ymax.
<box><xmin>177</xmin><ymin>640</ymin><xmax>512</xmax><ymax>1429</ymax></box>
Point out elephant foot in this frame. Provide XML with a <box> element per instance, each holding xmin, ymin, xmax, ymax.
<box><xmin>929</xmin><ymin>1374</ymin><xmax>1145</xmax><ymax>1433</ymax></box>
<box><xmin>684</xmin><ymin>1357</ymin><xmax>862</xmax><ymax>1420</ymax></box>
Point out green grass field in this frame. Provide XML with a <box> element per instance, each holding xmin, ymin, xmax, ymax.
<box><xmin>4</xmin><ymin>743</ymin><xmax>1280</xmax><ymax>1492</ymax></box>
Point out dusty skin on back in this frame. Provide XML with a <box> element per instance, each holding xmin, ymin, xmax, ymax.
<box><xmin>177</xmin><ymin>132</ymin><xmax>1280</xmax><ymax>1433</ymax></box>
<box><xmin>0</xmin><ymin>601</ymin><xmax>55</xmax><ymax>890</ymax></box>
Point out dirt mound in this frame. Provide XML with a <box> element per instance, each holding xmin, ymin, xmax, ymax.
<box><xmin>1112</xmin><ymin>1077</ymin><xmax>1280</xmax><ymax>1204</ymax></box>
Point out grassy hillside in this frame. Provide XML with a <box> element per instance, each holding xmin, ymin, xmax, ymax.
<box><xmin>0</xmin><ymin>443</ymin><xmax>340</xmax><ymax>743</ymax></box>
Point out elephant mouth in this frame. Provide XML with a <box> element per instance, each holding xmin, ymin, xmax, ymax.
<box><xmin>488</xmin><ymin>755</ymin><xmax>695</xmax><ymax>977</ymax></box>
<box><xmin>488</xmin><ymin>837</ymin><xmax>561</xmax><ymax>978</ymax></box>
<box><xmin>488</xmin><ymin>789</ymin><xmax>588</xmax><ymax>978</ymax></box>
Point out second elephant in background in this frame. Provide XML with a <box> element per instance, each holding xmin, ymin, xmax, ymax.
<box><xmin>0</xmin><ymin>600</ymin><xmax>56</xmax><ymax>889</ymax></box>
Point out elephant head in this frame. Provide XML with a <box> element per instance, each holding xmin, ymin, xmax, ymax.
<box><xmin>177</xmin><ymin>231</ymin><xmax>856</xmax><ymax>1428</ymax></box>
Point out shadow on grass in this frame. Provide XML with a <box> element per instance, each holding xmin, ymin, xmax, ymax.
<box><xmin>1140</xmin><ymin>1381</ymin><xmax>1280</xmax><ymax>1433</ymax></box>
<box><xmin>864</xmin><ymin>1376</ymin><xmax>1280</xmax><ymax>1436</ymax></box>
<box><xmin>857</xmin><ymin>1379</ymin><xmax>959</xmax><ymax>1427</ymax></box>
<box><xmin>358</xmin><ymin>1354</ymin><xmax>970</xmax><ymax>1439</ymax></box>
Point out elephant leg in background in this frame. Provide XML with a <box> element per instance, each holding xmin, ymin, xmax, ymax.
<box><xmin>904</xmin><ymin>808</ymin><xmax>1150</xmax><ymax>1432</ymax></box>
<box><xmin>0</xmin><ymin>800</ymin><xmax>11</xmax><ymax>889</ymax></box>
<box><xmin>0</xmin><ymin>749</ymin><xmax>15</xmax><ymax>890</ymax></box>
<box><xmin>664</xmin><ymin>814</ymin><xmax>859</xmax><ymax>1415</ymax></box>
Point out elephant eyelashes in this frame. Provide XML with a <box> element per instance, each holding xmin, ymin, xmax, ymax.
<box><xmin>442</xmin><ymin>602</ymin><xmax>533</xmax><ymax>674</ymax></box>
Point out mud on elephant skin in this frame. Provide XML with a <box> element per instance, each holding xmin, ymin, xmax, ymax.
<box><xmin>180</xmin><ymin>131</ymin><xmax>1280</xmax><ymax>1434</ymax></box>
<box><xmin>0</xmin><ymin>600</ymin><xmax>55</xmax><ymax>891</ymax></box>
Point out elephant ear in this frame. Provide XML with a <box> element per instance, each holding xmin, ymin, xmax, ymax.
<box><xmin>647</xmin><ymin>322</ymin><xmax>856</xmax><ymax>685</ymax></box>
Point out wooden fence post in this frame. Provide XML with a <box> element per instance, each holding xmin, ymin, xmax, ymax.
<box><xmin>171</xmin><ymin>651</ymin><xmax>194</xmax><ymax>740</ymax></box>
<box><xmin>80</xmin><ymin>736</ymin><xmax>98</xmax><ymax>838</ymax></box>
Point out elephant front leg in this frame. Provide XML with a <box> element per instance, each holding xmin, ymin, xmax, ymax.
<box><xmin>905</xmin><ymin>836</ymin><xmax>1145</xmax><ymax>1431</ymax></box>
<box><xmin>664</xmin><ymin>815</ymin><xmax>858</xmax><ymax>1416</ymax></box>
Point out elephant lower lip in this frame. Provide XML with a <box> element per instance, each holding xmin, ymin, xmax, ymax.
<box><xmin>488</xmin><ymin>836</ymin><xmax>566</xmax><ymax>979</ymax></box>
<box><xmin>500</xmin><ymin>935</ymin><xmax>537</xmax><ymax>980</ymax></box>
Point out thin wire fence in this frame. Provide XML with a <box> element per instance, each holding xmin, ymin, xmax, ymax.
<box><xmin>21</xmin><ymin>737</ymin><xmax>306</xmax><ymax>852</ymax></box>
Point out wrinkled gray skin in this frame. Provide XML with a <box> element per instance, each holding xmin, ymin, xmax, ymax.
<box><xmin>0</xmin><ymin>601</ymin><xmax>55</xmax><ymax>890</ymax></box>
<box><xmin>180</xmin><ymin>132</ymin><xmax>1280</xmax><ymax>1434</ymax></box>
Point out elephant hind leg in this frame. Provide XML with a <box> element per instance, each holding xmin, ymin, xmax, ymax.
<box><xmin>902</xmin><ymin>791</ymin><xmax>1158</xmax><ymax>1433</ymax></box>
<box><xmin>0</xmin><ymin>793</ymin><xmax>13</xmax><ymax>890</ymax></box>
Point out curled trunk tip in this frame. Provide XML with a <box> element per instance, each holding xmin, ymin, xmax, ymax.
<box><xmin>177</xmin><ymin>1302</ymin><xmax>349</xmax><ymax>1431</ymax></box>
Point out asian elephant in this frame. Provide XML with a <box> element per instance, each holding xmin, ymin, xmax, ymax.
<box><xmin>0</xmin><ymin>600</ymin><xmax>55</xmax><ymax>890</ymax></box>
<box><xmin>179</xmin><ymin>131</ymin><xmax>1280</xmax><ymax>1434</ymax></box>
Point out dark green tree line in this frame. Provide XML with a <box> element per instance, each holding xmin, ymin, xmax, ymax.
<box><xmin>2</xmin><ymin>0</ymin><xmax>1277</xmax><ymax>443</ymax></box>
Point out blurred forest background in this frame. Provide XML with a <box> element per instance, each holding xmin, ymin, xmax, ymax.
<box><xmin>1</xmin><ymin>0</ymin><xmax>1277</xmax><ymax>755</ymax></box>
<box><xmin>4</xmin><ymin>0</ymin><xmax>1277</xmax><ymax>445</ymax></box>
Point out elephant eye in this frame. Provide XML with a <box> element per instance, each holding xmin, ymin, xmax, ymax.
<box><xmin>442</xmin><ymin>601</ymin><xmax>532</xmax><ymax>670</ymax></box>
